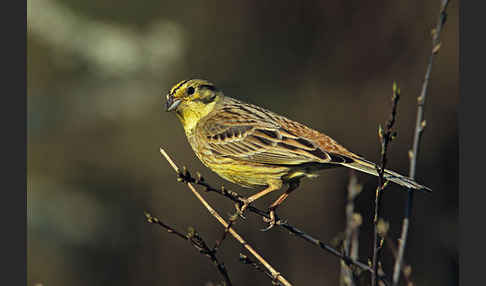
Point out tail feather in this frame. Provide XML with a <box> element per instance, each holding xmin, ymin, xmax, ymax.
<box><xmin>342</xmin><ymin>157</ymin><xmax>432</xmax><ymax>193</ymax></box>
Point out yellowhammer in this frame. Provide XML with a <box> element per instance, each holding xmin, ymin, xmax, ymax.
<box><xmin>165</xmin><ymin>79</ymin><xmax>430</xmax><ymax>228</ymax></box>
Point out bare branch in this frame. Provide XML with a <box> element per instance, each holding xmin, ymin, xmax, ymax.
<box><xmin>144</xmin><ymin>212</ymin><xmax>233</xmax><ymax>286</ymax></box>
<box><xmin>213</xmin><ymin>219</ymin><xmax>235</xmax><ymax>252</ymax></box>
<box><xmin>340</xmin><ymin>172</ymin><xmax>363</xmax><ymax>286</ymax></box>
<box><xmin>160</xmin><ymin>148</ymin><xmax>293</xmax><ymax>286</ymax></box>
<box><xmin>392</xmin><ymin>1</ymin><xmax>450</xmax><ymax>284</ymax></box>
<box><xmin>372</xmin><ymin>82</ymin><xmax>401</xmax><ymax>286</ymax></box>
<box><xmin>239</xmin><ymin>253</ymin><xmax>282</xmax><ymax>285</ymax></box>
<box><xmin>385</xmin><ymin>235</ymin><xmax>414</xmax><ymax>286</ymax></box>
<box><xmin>167</xmin><ymin>149</ymin><xmax>390</xmax><ymax>285</ymax></box>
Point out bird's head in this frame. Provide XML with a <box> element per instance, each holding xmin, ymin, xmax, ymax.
<box><xmin>165</xmin><ymin>79</ymin><xmax>223</xmax><ymax>131</ymax></box>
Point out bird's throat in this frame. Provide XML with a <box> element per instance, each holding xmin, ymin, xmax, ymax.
<box><xmin>177</xmin><ymin>101</ymin><xmax>217</xmax><ymax>135</ymax></box>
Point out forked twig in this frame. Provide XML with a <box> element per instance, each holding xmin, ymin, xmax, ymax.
<box><xmin>392</xmin><ymin>1</ymin><xmax>450</xmax><ymax>284</ymax></box>
<box><xmin>160</xmin><ymin>148</ymin><xmax>292</xmax><ymax>286</ymax></box>
<box><xmin>144</xmin><ymin>212</ymin><xmax>233</xmax><ymax>286</ymax></box>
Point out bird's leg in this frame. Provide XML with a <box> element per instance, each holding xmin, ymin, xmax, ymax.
<box><xmin>235</xmin><ymin>181</ymin><xmax>282</xmax><ymax>219</ymax></box>
<box><xmin>262</xmin><ymin>180</ymin><xmax>300</xmax><ymax>231</ymax></box>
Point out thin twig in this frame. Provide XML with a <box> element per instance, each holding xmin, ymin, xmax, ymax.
<box><xmin>239</xmin><ymin>253</ymin><xmax>282</xmax><ymax>285</ymax></box>
<box><xmin>392</xmin><ymin>1</ymin><xmax>450</xmax><ymax>284</ymax></box>
<box><xmin>172</xmin><ymin>155</ymin><xmax>390</xmax><ymax>284</ymax></box>
<box><xmin>350</xmin><ymin>215</ymin><xmax>361</xmax><ymax>280</ymax></box>
<box><xmin>144</xmin><ymin>212</ymin><xmax>233</xmax><ymax>286</ymax></box>
<box><xmin>213</xmin><ymin>220</ymin><xmax>234</xmax><ymax>252</ymax></box>
<box><xmin>340</xmin><ymin>172</ymin><xmax>363</xmax><ymax>286</ymax></box>
<box><xmin>385</xmin><ymin>235</ymin><xmax>414</xmax><ymax>286</ymax></box>
<box><xmin>278</xmin><ymin>222</ymin><xmax>389</xmax><ymax>285</ymax></box>
<box><xmin>160</xmin><ymin>148</ymin><xmax>293</xmax><ymax>286</ymax></box>
<box><xmin>372</xmin><ymin>82</ymin><xmax>401</xmax><ymax>286</ymax></box>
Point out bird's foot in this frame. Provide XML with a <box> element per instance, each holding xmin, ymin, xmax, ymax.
<box><xmin>234</xmin><ymin>198</ymin><xmax>251</xmax><ymax>220</ymax></box>
<box><xmin>261</xmin><ymin>209</ymin><xmax>277</xmax><ymax>232</ymax></box>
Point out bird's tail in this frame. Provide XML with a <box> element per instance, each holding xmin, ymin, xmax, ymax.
<box><xmin>342</xmin><ymin>157</ymin><xmax>432</xmax><ymax>192</ymax></box>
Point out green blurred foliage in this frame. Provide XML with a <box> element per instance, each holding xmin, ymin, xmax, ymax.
<box><xmin>28</xmin><ymin>0</ymin><xmax>458</xmax><ymax>285</ymax></box>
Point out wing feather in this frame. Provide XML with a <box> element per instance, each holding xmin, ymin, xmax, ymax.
<box><xmin>199</xmin><ymin>106</ymin><xmax>357</xmax><ymax>166</ymax></box>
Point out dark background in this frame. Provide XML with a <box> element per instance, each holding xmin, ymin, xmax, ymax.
<box><xmin>27</xmin><ymin>0</ymin><xmax>458</xmax><ymax>285</ymax></box>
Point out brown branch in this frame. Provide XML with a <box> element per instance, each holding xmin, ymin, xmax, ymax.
<box><xmin>239</xmin><ymin>253</ymin><xmax>282</xmax><ymax>285</ymax></box>
<box><xmin>160</xmin><ymin>148</ymin><xmax>293</xmax><ymax>286</ymax></box>
<box><xmin>372</xmin><ymin>82</ymin><xmax>401</xmax><ymax>286</ymax></box>
<box><xmin>177</xmin><ymin>167</ymin><xmax>270</xmax><ymax>218</ymax></box>
<box><xmin>169</xmin><ymin>150</ymin><xmax>390</xmax><ymax>285</ymax></box>
<box><xmin>392</xmin><ymin>1</ymin><xmax>450</xmax><ymax>284</ymax></box>
<box><xmin>144</xmin><ymin>212</ymin><xmax>233</xmax><ymax>286</ymax></box>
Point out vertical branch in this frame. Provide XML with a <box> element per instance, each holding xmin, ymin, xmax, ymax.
<box><xmin>350</xmin><ymin>214</ymin><xmax>361</xmax><ymax>265</ymax></box>
<box><xmin>386</xmin><ymin>235</ymin><xmax>414</xmax><ymax>286</ymax></box>
<box><xmin>392</xmin><ymin>1</ymin><xmax>449</xmax><ymax>284</ymax></box>
<box><xmin>372</xmin><ymin>83</ymin><xmax>401</xmax><ymax>286</ymax></box>
<box><xmin>340</xmin><ymin>172</ymin><xmax>363</xmax><ymax>286</ymax></box>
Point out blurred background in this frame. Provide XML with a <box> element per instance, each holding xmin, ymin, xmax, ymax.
<box><xmin>27</xmin><ymin>0</ymin><xmax>458</xmax><ymax>285</ymax></box>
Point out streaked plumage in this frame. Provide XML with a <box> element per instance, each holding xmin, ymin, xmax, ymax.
<box><xmin>165</xmin><ymin>79</ymin><xmax>430</xmax><ymax>226</ymax></box>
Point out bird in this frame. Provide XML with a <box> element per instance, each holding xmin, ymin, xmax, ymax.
<box><xmin>164</xmin><ymin>79</ymin><xmax>431</xmax><ymax>229</ymax></box>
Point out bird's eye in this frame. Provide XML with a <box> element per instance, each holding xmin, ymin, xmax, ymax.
<box><xmin>187</xmin><ymin>86</ymin><xmax>195</xmax><ymax>95</ymax></box>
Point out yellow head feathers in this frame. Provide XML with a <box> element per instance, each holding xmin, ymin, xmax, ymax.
<box><xmin>165</xmin><ymin>79</ymin><xmax>221</xmax><ymax>110</ymax></box>
<box><xmin>165</xmin><ymin>79</ymin><xmax>223</xmax><ymax>132</ymax></box>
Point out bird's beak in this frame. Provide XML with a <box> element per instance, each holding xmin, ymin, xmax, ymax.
<box><xmin>165</xmin><ymin>95</ymin><xmax>182</xmax><ymax>112</ymax></box>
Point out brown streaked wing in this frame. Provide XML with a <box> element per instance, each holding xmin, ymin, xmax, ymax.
<box><xmin>198</xmin><ymin>105</ymin><xmax>357</xmax><ymax>166</ymax></box>
<box><xmin>275</xmin><ymin>116</ymin><xmax>358</xmax><ymax>157</ymax></box>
